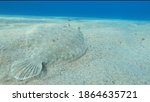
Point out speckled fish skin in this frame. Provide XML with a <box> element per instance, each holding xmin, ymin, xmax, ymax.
<box><xmin>0</xmin><ymin>24</ymin><xmax>87</xmax><ymax>80</ymax></box>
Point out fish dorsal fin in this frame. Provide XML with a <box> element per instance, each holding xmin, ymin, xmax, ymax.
<box><xmin>10</xmin><ymin>58</ymin><xmax>42</xmax><ymax>80</ymax></box>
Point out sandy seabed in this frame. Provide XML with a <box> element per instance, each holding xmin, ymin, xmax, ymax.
<box><xmin>0</xmin><ymin>16</ymin><xmax>150</xmax><ymax>85</ymax></box>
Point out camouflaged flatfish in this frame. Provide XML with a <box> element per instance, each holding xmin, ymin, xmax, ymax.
<box><xmin>0</xmin><ymin>24</ymin><xmax>87</xmax><ymax>80</ymax></box>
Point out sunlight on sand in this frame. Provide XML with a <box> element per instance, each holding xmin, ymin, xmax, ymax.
<box><xmin>0</xmin><ymin>16</ymin><xmax>150</xmax><ymax>85</ymax></box>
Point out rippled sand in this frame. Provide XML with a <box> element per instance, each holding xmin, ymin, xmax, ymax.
<box><xmin>0</xmin><ymin>16</ymin><xmax>150</xmax><ymax>85</ymax></box>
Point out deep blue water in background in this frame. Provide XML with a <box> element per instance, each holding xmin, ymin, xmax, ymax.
<box><xmin>0</xmin><ymin>1</ymin><xmax>150</xmax><ymax>21</ymax></box>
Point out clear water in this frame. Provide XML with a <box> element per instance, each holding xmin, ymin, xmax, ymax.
<box><xmin>0</xmin><ymin>1</ymin><xmax>150</xmax><ymax>21</ymax></box>
<box><xmin>0</xmin><ymin>1</ymin><xmax>150</xmax><ymax>84</ymax></box>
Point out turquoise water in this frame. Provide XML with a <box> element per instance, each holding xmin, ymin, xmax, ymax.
<box><xmin>0</xmin><ymin>1</ymin><xmax>150</xmax><ymax>85</ymax></box>
<box><xmin>0</xmin><ymin>1</ymin><xmax>150</xmax><ymax>21</ymax></box>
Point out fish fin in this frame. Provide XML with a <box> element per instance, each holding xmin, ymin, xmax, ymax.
<box><xmin>10</xmin><ymin>58</ymin><xmax>42</xmax><ymax>80</ymax></box>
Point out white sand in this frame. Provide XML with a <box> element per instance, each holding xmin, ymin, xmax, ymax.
<box><xmin>0</xmin><ymin>16</ymin><xmax>150</xmax><ymax>85</ymax></box>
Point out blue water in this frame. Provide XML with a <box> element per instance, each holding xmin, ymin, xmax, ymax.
<box><xmin>0</xmin><ymin>1</ymin><xmax>150</xmax><ymax>21</ymax></box>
